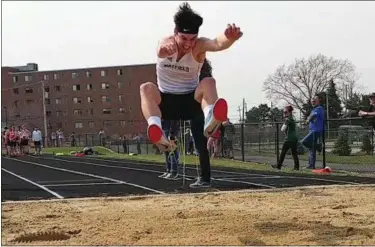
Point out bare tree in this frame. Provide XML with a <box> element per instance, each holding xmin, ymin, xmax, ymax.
<box><xmin>263</xmin><ymin>54</ymin><xmax>360</xmax><ymax>115</ymax></box>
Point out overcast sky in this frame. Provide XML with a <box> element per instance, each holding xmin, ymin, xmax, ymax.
<box><xmin>2</xmin><ymin>1</ymin><xmax>375</xmax><ymax>121</ymax></box>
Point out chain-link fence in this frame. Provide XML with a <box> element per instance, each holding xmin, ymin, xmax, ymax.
<box><xmin>44</xmin><ymin>117</ymin><xmax>374</xmax><ymax>175</ymax></box>
<box><xmin>229</xmin><ymin>117</ymin><xmax>374</xmax><ymax>175</ymax></box>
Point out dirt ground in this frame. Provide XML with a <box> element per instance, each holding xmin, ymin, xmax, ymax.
<box><xmin>2</xmin><ymin>185</ymin><xmax>375</xmax><ymax>246</ymax></box>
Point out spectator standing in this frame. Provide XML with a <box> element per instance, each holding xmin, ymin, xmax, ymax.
<box><xmin>272</xmin><ymin>106</ymin><xmax>300</xmax><ymax>170</ymax></box>
<box><xmin>32</xmin><ymin>127</ymin><xmax>43</xmax><ymax>155</ymax></box>
<box><xmin>301</xmin><ymin>95</ymin><xmax>325</xmax><ymax>169</ymax></box>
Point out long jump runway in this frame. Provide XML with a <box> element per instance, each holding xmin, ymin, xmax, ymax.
<box><xmin>2</xmin><ymin>155</ymin><xmax>375</xmax><ymax>202</ymax></box>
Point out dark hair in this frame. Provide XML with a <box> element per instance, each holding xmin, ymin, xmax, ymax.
<box><xmin>285</xmin><ymin>105</ymin><xmax>294</xmax><ymax>112</ymax></box>
<box><xmin>199</xmin><ymin>58</ymin><xmax>213</xmax><ymax>81</ymax></box>
<box><xmin>174</xmin><ymin>2</ymin><xmax>203</xmax><ymax>34</ymax></box>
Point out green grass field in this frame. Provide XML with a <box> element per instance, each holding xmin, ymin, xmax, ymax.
<box><xmin>41</xmin><ymin>146</ymin><xmax>361</xmax><ymax>177</ymax></box>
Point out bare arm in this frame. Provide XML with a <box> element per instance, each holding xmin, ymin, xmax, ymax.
<box><xmin>195</xmin><ymin>24</ymin><xmax>243</xmax><ymax>53</ymax></box>
<box><xmin>157</xmin><ymin>36</ymin><xmax>177</xmax><ymax>58</ymax></box>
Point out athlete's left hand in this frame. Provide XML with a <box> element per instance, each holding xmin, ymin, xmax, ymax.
<box><xmin>224</xmin><ymin>24</ymin><xmax>243</xmax><ymax>41</ymax></box>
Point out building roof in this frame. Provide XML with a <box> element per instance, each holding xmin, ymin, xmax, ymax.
<box><xmin>4</xmin><ymin>62</ymin><xmax>156</xmax><ymax>75</ymax></box>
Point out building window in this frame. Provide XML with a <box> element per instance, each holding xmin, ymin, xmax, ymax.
<box><xmin>73</xmin><ymin>85</ymin><xmax>80</xmax><ymax>91</ymax></box>
<box><xmin>53</xmin><ymin>73</ymin><xmax>59</xmax><ymax>80</ymax></box>
<box><xmin>102</xmin><ymin>96</ymin><xmax>110</xmax><ymax>102</ymax></box>
<box><xmin>87</xmin><ymin>84</ymin><xmax>93</xmax><ymax>90</ymax></box>
<box><xmin>72</xmin><ymin>72</ymin><xmax>79</xmax><ymax>79</ymax></box>
<box><xmin>101</xmin><ymin>82</ymin><xmax>110</xmax><ymax>89</ymax></box>
<box><xmin>86</xmin><ymin>71</ymin><xmax>91</xmax><ymax>78</ymax></box>
<box><xmin>87</xmin><ymin>108</ymin><xmax>94</xmax><ymax>115</ymax></box>
<box><xmin>25</xmin><ymin>75</ymin><xmax>32</xmax><ymax>82</ymax></box>
<box><xmin>73</xmin><ymin>109</ymin><xmax>83</xmax><ymax>116</ymax></box>
<box><xmin>87</xmin><ymin>96</ymin><xmax>93</xmax><ymax>103</ymax></box>
<box><xmin>54</xmin><ymin>85</ymin><xmax>61</xmax><ymax>92</ymax></box>
<box><xmin>73</xmin><ymin>97</ymin><xmax>82</xmax><ymax>104</ymax></box>
<box><xmin>118</xmin><ymin>95</ymin><xmax>124</xmax><ymax>102</ymax></box>
<box><xmin>26</xmin><ymin>100</ymin><xmax>34</xmax><ymax>105</ymax></box>
<box><xmin>12</xmin><ymin>76</ymin><xmax>18</xmax><ymax>83</ymax></box>
<box><xmin>56</xmin><ymin>122</ymin><xmax>63</xmax><ymax>129</ymax></box>
<box><xmin>45</xmin><ymin>98</ymin><xmax>51</xmax><ymax>104</ymax></box>
<box><xmin>13</xmin><ymin>101</ymin><xmax>20</xmax><ymax>108</ymax></box>
<box><xmin>88</xmin><ymin>121</ymin><xmax>95</xmax><ymax>128</ymax></box>
<box><xmin>119</xmin><ymin>107</ymin><xmax>125</xmax><ymax>113</ymax></box>
<box><xmin>101</xmin><ymin>70</ymin><xmax>108</xmax><ymax>77</ymax></box>
<box><xmin>117</xmin><ymin>69</ymin><xmax>123</xmax><ymax>76</ymax></box>
<box><xmin>13</xmin><ymin>88</ymin><xmax>19</xmax><ymax>94</ymax></box>
<box><xmin>103</xmin><ymin>120</ymin><xmax>111</xmax><ymax>127</ymax></box>
<box><xmin>75</xmin><ymin>122</ymin><xmax>83</xmax><ymax>129</ymax></box>
<box><xmin>43</xmin><ymin>74</ymin><xmax>49</xmax><ymax>80</ymax></box>
<box><xmin>103</xmin><ymin>108</ymin><xmax>111</xmax><ymax>114</ymax></box>
<box><xmin>44</xmin><ymin>86</ymin><xmax>50</xmax><ymax>92</ymax></box>
<box><xmin>55</xmin><ymin>98</ymin><xmax>62</xmax><ymax>104</ymax></box>
<box><xmin>15</xmin><ymin>114</ymin><xmax>21</xmax><ymax>119</ymax></box>
<box><xmin>120</xmin><ymin>120</ymin><xmax>126</xmax><ymax>126</ymax></box>
<box><xmin>25</xmin><ymin>87</ymin><xmax>33</xmax><ymax>93</ymax></box>
<box><xmin>117</xmin><ymin>82</ymin><xmax>123</xmax><ymax>88</ymax></box>
<box><xmin>46</xmin><ymin>111</ymin><xmax>52</xmax><ymax>116</ymax></box>
<box><xmin>56</xmin><ymin>111</ymin><xmax>62</xmax><ymax>117</ymax></box>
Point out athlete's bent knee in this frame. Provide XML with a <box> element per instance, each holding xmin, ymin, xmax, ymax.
<box><xmin>200</xmin><ymin>77</ymin><xmax>216</xmax><ymax>88</ymax></box>
<box><xmin>140</xmin><ymin>82</ymin><xmax>158</xmax><ymax>96</ymax></box>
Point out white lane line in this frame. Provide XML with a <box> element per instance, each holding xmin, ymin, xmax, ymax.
<box><xmin>214</xmin><ymin>178</ymin><xmax>276</xmax><ymax>189</ymax></box>
<box><xmin>4</xmin><ymin>157</ymin><xmax>165</xmax><ymax>194</ymax></box>
<box><xmin>29</xmin><ymin>155</ymin><xmax>196</xmax><ymax>180</ymax></box>
<box><xmin>69</xmin><ymin>156</ymin><xmax>272</xmax><ymax>177</ymax></box>
<box><xmin>45</xmin><ymin>182</ymin><xmax>121</xmax><ymax>187</ymax></box>
<box><xmin>1</xmin><ymin>168</ymin><xmax>64</xmax><ymax>199</ymax></box>
<box><xmin>36</xmin><ymin>179</ymin><xmax>105</xmax><ymax>185</ymax></box>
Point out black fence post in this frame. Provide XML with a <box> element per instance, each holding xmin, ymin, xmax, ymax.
<box><xmin>241</xmin><ymin>123</ymin><xmax>245</xmax><ymax>162</ymax></box>
<box><xmin>276</xmin><ymin>123</ymin><xmax>280</xmax><ymax>165</ymax></box>
<box><xmin>322</xmin><ymin>121</ymin><xmax>326</xmax><ymax>168</ymax></box>
<box><xmin>372</xmin><ymin>126</ymin><xmax>374</xmax><ymax>156</ymax></box>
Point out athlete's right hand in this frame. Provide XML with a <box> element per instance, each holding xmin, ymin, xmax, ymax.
<box><xmin>159</xmin><ymin>38</ymin><xmax>177</xmax><ymax>56</ymax></box>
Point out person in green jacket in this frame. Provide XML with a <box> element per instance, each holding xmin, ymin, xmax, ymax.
<box><xmin>272</xmin><ymin>105</ymin><xmax>300</xmax><ymax>170</ymax></box>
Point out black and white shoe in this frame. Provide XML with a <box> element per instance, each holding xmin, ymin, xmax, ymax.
<box><xmin>165</xmin><ymin>172</ymin><xmax>179</xmax><ymax>180</ymax></box>
<box><xmin>189</xmin><ymin>177</ymin><xmax>211</xmax><ymax>188</ymax></box>
<box><xmin>158</xmin><ymin>172</ymin><xmax>169</xmax><ymax>178</ymax></box>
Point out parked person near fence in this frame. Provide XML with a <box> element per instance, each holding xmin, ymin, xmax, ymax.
<box><xmin>32</xmin><ymin>127</ymin><xmax>43</xmax><ymax>155</ymax></box>
<box><xmin>133</xmin><ymin>133</ymin><xmax>142</xmax><ymax>154</ymax></box>
<box><xmin>98</xmin><ymin>129</ymin><xmax>105</xmax><ymax>146</ymax></box>
<box><xmin>8</xmin><ymin>126</ymin><xmax>18</xmax><ymax>157</ymax></box>
<box><xmin>301</xmin><ymin>95</ymin><xmax>325</xmax><ymax>169</ymax></box>
<box><xmin>70</xmin><ymin>132</ymin><xmax>76</xmax><ymax>147</ymax></box>
<box><xmin>120</xmin><ymin>134</ymin><xmax>128</xmax><ymax>154</ymax></box>
<box><xmin>57</xmin><ymin>129</ymin><xmax>64</xmax><ymax>147</ymax></box>
<box><xmin>159</xmin><ymin>120</ymin><xmax>180</xmax><ymax>179</ymax></box>
<box><xmin>51</xmin><ymin>132</ymin><xmax>57</xmax><ymax>147</ymax></box>
<box><xmin>358</xmin><ymin>92</ymin><xmax>375</xmax><ymax>127</ymax></box>
<box><xmin>20</xmin><ymin>125</ymin><xmax>30</xmax><ymax>154</ymax></box>
<box><xmin>222</xmin><ymin>118</ymin><xmax>235</xmax><ymax>159</ymax></box>
<box><xmin>207</xmin><ymin>125</ymin><xmax>222</xmax><ymax>158</ymax></box>
<box><xmin>2</xmin><ymin>127</ymin><xmax>9</xmax><ymax>156</ymax></box>
<box><xmin>272</xmin><ymin>105</ymin><xmax>300</xmax><ymax>170</ymax></box>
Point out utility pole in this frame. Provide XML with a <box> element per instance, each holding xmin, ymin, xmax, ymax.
<box><xmin>242</xmin><ymin>98</ymin><xmax>246</xmax><ymax>123</ymax></box>
<box><xmin>237</xmin><ymin>106</ymin><xmax>242</xmax><ymax>123</ymax></box>
<box><xmin>41</xmin><ymin>81</ymin><xmax>48</xmax><ymax>147</ymax></box>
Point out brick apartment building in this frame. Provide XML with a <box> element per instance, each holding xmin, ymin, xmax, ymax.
<box><xmin>1</xmin><ymin>62</ymin><xmax>156</xmax><ymax>139</ymax></box>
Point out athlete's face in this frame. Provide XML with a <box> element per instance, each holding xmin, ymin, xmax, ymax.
<box><xmin>175</xmin><ymin>33</ymin><xmax>198</xmax><ymax>52</ymax></box>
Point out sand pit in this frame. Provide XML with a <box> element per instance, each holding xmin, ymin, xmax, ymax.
<box><xmin>2</xmin><ymin>185</ymin><xmax>375</xmax><ymax>246</ymax></box>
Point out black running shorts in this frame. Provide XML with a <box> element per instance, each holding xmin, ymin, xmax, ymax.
<box><xmin>159</xmin><ymin>91</ymin><xmax>203</xmax><ymax>120</ymax></box>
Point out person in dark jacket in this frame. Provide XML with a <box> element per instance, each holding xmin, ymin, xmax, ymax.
<box><xmin>272</xmin><ymin>105</ymin><xmax>300</xmax><ymax>170</ymax></box>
